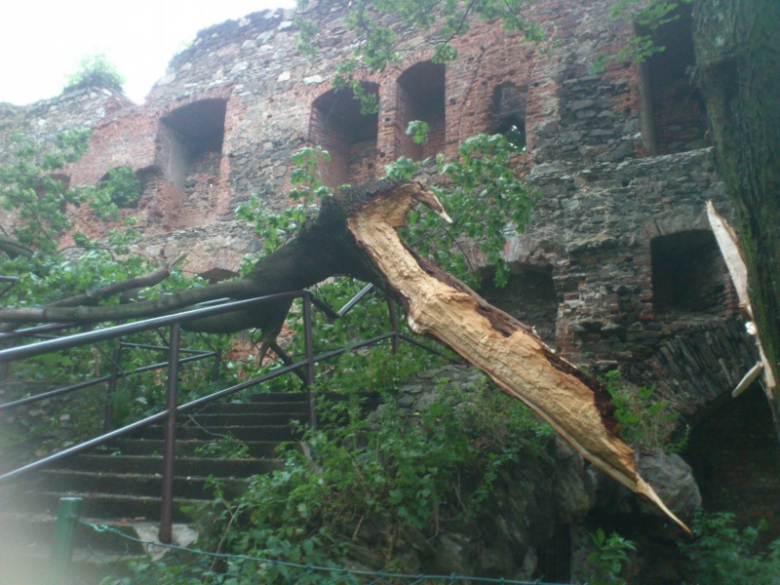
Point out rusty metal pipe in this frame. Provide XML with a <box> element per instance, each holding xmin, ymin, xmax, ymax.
<box><xmin>159</xmin><ymin>322</ymin><xmax>181</xmax><ymax>544</ymax></box>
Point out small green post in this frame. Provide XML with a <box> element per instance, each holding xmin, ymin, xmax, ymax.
<box><xmin>52</xmin><ymin>497</ymin><xmax>83</xmax><ymax>585</ymax></box>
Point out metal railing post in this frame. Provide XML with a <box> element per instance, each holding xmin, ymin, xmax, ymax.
<box><xmin>103</xmin><ymin>346</ymin><xmax>122</xmax><ymax>434</ymax></box>
<box><xmin>52</xmin><ymin>496</ymin><xmax>82</xmax><ymax>585</ymax></box>
<box><xmin>387</xmin><ymin>298</ymin><xmax>400</xmax><ymax>355</ymax></box>
<box><xmin>302</xmin><ymin>293</ymin><xmax>317</xmax><ymax>430</ymax></box>
<box><xmin>159</xmin><ymin>321</ymin><xmax>181</xmax><ymax>544</ymax></box>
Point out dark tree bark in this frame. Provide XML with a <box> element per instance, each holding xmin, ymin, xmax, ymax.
<box><xmin>693</xmin><ymin>0</ymin><xmax>780</xmax><ymax>436</ymax></box>
<box><xmin>0</xmin><ymin>179</ymin><xmax>689</xmax><ymax>532</ymax></box>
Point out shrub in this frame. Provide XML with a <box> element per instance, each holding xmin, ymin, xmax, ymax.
<box><xmin>602</xmin><ymin>370</ymin><xmax>687</xmax><ymax>454</ymax></box>
<box><xmin>679</xmin><ymin>511</ymin><xmax>780</xmax><ymax>585</ymax></box>
<box><xmin>65</xmin><ymin>53</ymin><xmax>124</xmax><ymax>92</ymax></box>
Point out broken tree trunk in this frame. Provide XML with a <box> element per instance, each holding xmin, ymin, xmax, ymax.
<box><xmin>707</xmin><ymin>201</ymin><xmax>780</xmax><ymax>437</ymax></box>
<box><xmin>0</xmin><ymin>179</ymin><xmax>689</xmax><ymax>532</ymax></box>
<box><xmin>346</xmin><ymin>182</ymin><xmax>690</xmax><ymax>534</ymax></box>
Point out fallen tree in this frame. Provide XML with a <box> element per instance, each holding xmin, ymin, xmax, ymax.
<box><xmin>0</xmin><ymin>178</ymin><xmax>689</xmax><ymax>533</ymax></box>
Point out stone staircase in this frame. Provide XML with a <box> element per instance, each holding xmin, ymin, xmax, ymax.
<box><xmin>0</xmin><ymin>390</ymin><xmax>378</xmax><ymax>584</ymax></box>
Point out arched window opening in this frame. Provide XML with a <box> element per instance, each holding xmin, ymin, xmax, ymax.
<box><xmin>480</xmin><ymin>265</ymin><xmax>558</xmax><ymax>348</ymax></box>
<box><xmin>309</xmin><ymin>82</ymin><xmax>379</xmax><ymax>189</ymax></box>
<box><xmin>685</xmin><ymin>385</ymin><xmax>780</xmax><ymax>541</ymax></box>
<box><xmin>396</xmin><ymin>62</ymin><xmax>446</xmax><ymax>161</ymax></box>
<box><xmin>638</xmin><ymin>4</ymin><xmax>707</xmax><ymax>155</ymax></box>
<box><xmin>159</xmin><ymin>99</ymin><xmax>226</xmax><ymax>192</ymax></box>
<box><xmin>651</xmin><ymin>230</ymin><xmax>733</xmax><ymax>316</ymax></box>
<box><xmin>491</xmin><ymin>82</ymin><xmax>527</xmax><ymax>151</ymax></box>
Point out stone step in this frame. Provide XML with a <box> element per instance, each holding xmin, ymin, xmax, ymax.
<box><xmin>248</xmin><ymin>392</ymin><xmax>309</xmax><ymax>403</ymax></box>
<box><xmin>37</xmin><ymin>470</ymin><xmax>248</xmax><ymax>500</ymax></box>
<box><xmin>49</xmin><ymin>454</ymin><xmax>282</xmax><ymax>477</ymax></box>
<box><xmin>132</xmin><ymin>424</ymin><xmax>302</xmax><ymax>442</ymax></box>
<box><xmin>26</xmin><ymin>491</ymin><xmax>208</xmax><ymax>522</ymax></box>
<box><xmin>247</xmin><ymin>391</ymin><xmax>379</xmax><ymax>403</ymax></box>
<box><xmin>195</xmin><ymin>401</ymin><xmax>311</xmax><ymax>414</ymax></box>
<box><xmin>109</xmin><ymin>438</ymin><xmax>285</xmax><ymax>458</ymax></box>
<box><xmin>178</xmin><ymin>412</ymin><xmax>308</xmax><ymax>427</ymax></box>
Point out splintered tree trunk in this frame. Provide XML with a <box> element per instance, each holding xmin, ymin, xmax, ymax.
<box><xmin>693</xmin><ymin>0</ymin><xmax>780</xmax><ymax>439</ymax></box>
<box><xmin>345</xmin><ymin>182</ymin><xmax>689</xmax><ymax>533</ymax></box>
<box><xmin>0</xmin><ymin>179</ymin><xmax>689</xmax><ymax>532</ymax></box>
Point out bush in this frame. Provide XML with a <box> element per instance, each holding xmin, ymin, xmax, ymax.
<box><xmin>196</xmin><ymin>381</ymin><xmax>554</xmax><ymax>578</ymax></box>
<box><xmin>602</xmin><ymin>371</ymin><xmax>687</xmax><ymax>454</ymax></box>
<box><xmin>679</xmin><ymin>511</ymin><xmax>780</xmax><ymax>585</ymax></box>
<box><xmin>65</xmin><ymin>53</ymin><xmax>124</xmax><ymax>92</ymax></box>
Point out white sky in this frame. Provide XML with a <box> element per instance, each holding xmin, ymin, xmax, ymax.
<box><xmin>0</xmin><ymin>0</ymin><xmax>296</xmax><ymax>106</ymax></box>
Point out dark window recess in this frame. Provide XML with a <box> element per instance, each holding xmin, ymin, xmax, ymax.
<box><xmin>397</xmin><ymin>62</ymin><xmax>446</xmax><ymax>160</ymax></box>
<box><xmin>534</xmin><ymin>524</ymin><xmax>572</xmax><ymax>583</ymax></box>
<box><xmin>491</xmin><ymin>82</ymin><xmax>527</xmax><ymax>151</ymax></box>
<box><xmin>159</xmin><ymin>99</ymin><xmax>226</xmax><ymax>191</ymax></box>
<box><xmin>309</xmin><ymin>82</ymin><xmax>379</xmax><ymax>189</ymax></box>
<box><xmin>480</xmin><ymin>265</ymin><xmax>558</xmax><ymax>348</ymax></box>
<box><xmin>640</xmin><ymin>4</ymin><xmax>708</xmax><ymax>155</ymax></box>
<box><xmin>685</xmin><ymin>385</ymin><xmax>780</xmax><ymax>542</ymax></box>
<box><xmin>651</xmin><ymin>230</ymin><xmax>732</xmax><ymax>315</ymax></box>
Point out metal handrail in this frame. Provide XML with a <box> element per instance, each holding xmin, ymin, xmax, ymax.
<box><xmin>0</xmin><ymin>352</ymin><xmax>215</xmax><ymax>412</ymax></box>
<box><xmin>0</xmin><ymin>287</ymin><xmax>441</xmax><ymax>543</ymax></box>
<box><xmin>0</xmin><ymin>291</ymin><xmax>302</xmax><ymax>363</ymax></box>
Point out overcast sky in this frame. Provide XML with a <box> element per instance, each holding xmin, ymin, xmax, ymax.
<box><xmin>0</xmin><ymin>0</ymin><xmax>295</xmax><ymax>106</ymax></box>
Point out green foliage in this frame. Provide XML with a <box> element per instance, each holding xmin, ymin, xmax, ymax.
<box><xmin>0</xmin><ymin>130</ymin><xmax>91</xmax><ymax>252</ymax></box>
<box><xmin>593</xmin><ymin>0</ymin><xmax>693</xmax><ymax>72</ymax></box>
<box><xmin>389</xmin><ymin>133</ymin><xmax>536</xmax><ymax>287</ymax></box>
<box><xmin>587</xmin><ymin>528</ymin><xmax>636</xmax><ymax>585</ymax></box>
<box><xmin>602</xmin><ymin>371</ymin><xmax>687</xmax><ymax>454</ymax></box>
<box><xmin>405</xmin><ymin>120</ymin><xmax>429</xmax><ymax>145</ymax></box>
<box><xmin>295</xmin><ymin>0</ymin><xmax>544</xmax><ymax>107</ymax></box>
<box><xmin>288</xmin><ymin>146</ymin><xmax>334</xmax><ymax>202</ymax></box>
<box><xmin>0</xmin><ymin>131</ymin><xmax>240</xmax><ymax>454</ymax></box>
<box><xmin>198</xmin><ymin>377</ymin><xmax>553</xmax><ymax>577</ymax></box>
<box><xmin>65</xmin><ymin>53</ymin><xmax>125</xmax><ymax>92</ymax></box>
<box><xmin>0</xmin><ymin>131</ymin><xmax>142</xmax><ymax>255</ymax></box>
<box><xmin>240</xmin><ymin>132</ymin><xmax>535</xmax><ymax>288</ymax></box>
<box><xmin>193</xmin><ymin>435</ymin><xmax>251</xmax><ymax>460</ymax></box>
<box><xmin>93</xmin><ymin>167</ymin><xmax>143</xmax><ymax>214</ymax></box>
<box><xmin>679</xmin><ymin>512</ymin><xmax>780</xmax><ymax>585</ymax></box>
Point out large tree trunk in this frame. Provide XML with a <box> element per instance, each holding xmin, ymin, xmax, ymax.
<box><xmin>0</xmin><ymin>179</ymin><xmax>690</xmax><ymax>532</ymax></box>
<box><xmin>693</xmin><ymin>0</ymin><xmax>780</xmax><ymax>437</ymax></box>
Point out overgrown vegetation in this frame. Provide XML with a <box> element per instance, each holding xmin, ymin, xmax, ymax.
<box><xmin>601</xmin><ymin>371</ymin><xmax>688</xmax><ymax>455</ymax></box>
<box><xmin>65</xmin><ymin>53</ymin><xmax>125</xmax><ymax>92</ymax></box>
<box><xmin>0</xmin><ymin>131</ymin><xmax>225</xmax><ymax>456</ymax></box>
<box><xmin>587</xmin><ymin>528</ymin><xmax>636</xmax><ymax>585</ymax></box>
<box><xmin>678</xmin><ymin>512</ymin><xmax>780</xmax><ymax>585</ymax></box>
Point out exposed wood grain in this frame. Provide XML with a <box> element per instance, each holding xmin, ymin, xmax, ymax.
<box><xmin>348</xmin><ymin>183</ymin><xmax>690</xmax><ymax>534</ymax></box>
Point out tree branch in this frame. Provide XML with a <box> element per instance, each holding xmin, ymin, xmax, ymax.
<box><xmin>45</xmin><ymin>253</ymin><xmax>187</xmax><ymax>308</ymax></box>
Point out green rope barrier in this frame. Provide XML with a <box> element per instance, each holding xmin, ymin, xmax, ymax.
<box><xmin>78</xmin><ymin>519</ymin><xmax>569</xmax><ymax>585</ymax></box>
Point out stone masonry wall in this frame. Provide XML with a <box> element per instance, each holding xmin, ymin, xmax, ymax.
<box><xmin>1</xmin><ymin>0</ymin><xmax>775</xmax><ymax>556</ymax></box>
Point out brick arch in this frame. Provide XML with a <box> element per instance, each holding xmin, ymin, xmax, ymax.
<box><xmin>157</xmin><ymin>84</ymin><xmax>235</xmax><ymax>118</ymax></box>
<box><xmin>308</xmin><ymin>81</ymin><xmax>381</xmax><ymax>188</ymax></box>
<box><xmin>304</xmin><ymin>70</ymin><xmax>384</xmax><ymax>104</ymax></box>
<box><xmin>450</xmin><ymin>39</ymin><xmax>538</xmax><ymax>148</ymax></box>
<box><xmin>393</xmin><ymin>59</ymin><xmax>447</xmax><ymax>160</ymax></box>
<box><xmin>683</xmin><ymin>384</ymin><xmax>780</xmax><ymax>540</ymax></box>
